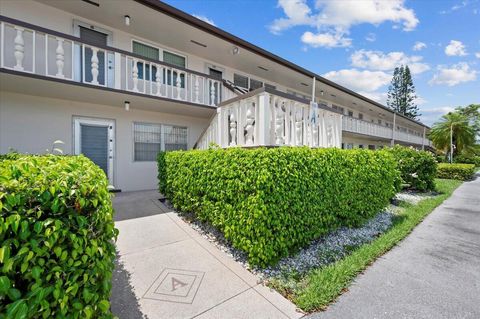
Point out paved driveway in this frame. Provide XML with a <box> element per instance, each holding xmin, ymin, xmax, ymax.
<box><xmin>110</xmin><ymin>190</ymin><xmax>303</xmax><ymax>319</ymax></box>
<box><xmin>309</xmin><ymin>176</ymin><xmax>480</xmax><ymax>319</ymax></box>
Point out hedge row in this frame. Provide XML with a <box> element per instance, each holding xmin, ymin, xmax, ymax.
<box><xmin>437</xmin><ymin>163</ymin><xmax>476</xmax><ymax>180</ymax></box>
<box><xmin>385</xmin><ymin>146</ymin><xmax>437</xmax><ymax>191</ymax></box>
<box><xmin>158</xmin><ymin>147</ymin><xmax>399</xmax><ymax>266</ymax></box>
<box><xmin>0</xmin><ymin>155</ymin><xmax>118</xmax><ymax>318</ymax></box>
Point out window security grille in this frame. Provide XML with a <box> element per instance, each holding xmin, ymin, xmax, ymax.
<box><xmin>133</xmin><ymin>123</ymin><xmax>188</xmax><ymax>161</ymax></box>
<box><xmin>249</xmin><ymin>79</ymin><xmax>263</xmax><ymax>90</ymax></box>
<box><xmin>234</xmin><ymin>74</ymin><xmax>249</xmax><ymax>89</ymax></box>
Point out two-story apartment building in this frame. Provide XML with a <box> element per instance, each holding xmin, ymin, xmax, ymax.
<box><xmin>0</xmin><ymin>0</ymin><xmax>431</xmax><ymax>191</ymax></box>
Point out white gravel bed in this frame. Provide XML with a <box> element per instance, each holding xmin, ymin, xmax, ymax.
<box><xmin>174</xmin><ymin>189</ymin><xmax>434</xmax><ymax>282</ymax></box>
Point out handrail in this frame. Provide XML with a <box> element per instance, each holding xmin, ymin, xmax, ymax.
<box><xmin>0</xmin><ymin>15</ymin><xmax>219</xmax><ymax>81</ymax></box>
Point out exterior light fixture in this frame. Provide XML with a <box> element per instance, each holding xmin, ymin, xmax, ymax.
<box><xmin>231</xmin><ymin>46</ymin><xmax>239</xmax><ymax>55</ymax></box>
<box><xmin>124</xmin><ymin>15</ymin><xmax>131</xmax><ymax>26</ymax></box>
<box><xmin>124</xmin><ymin>101</ymin><xmax>130</xmax><ymax>111</ymax></box>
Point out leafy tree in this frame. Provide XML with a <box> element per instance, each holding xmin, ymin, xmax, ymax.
<box><xmin>429</xmin><ymin>111</ymin><xmax>475</xmax><ymax>160</ymax></box>
<box><xmin>387</xmin><ymin>65</ymin><xmax>421</xmax><ymax>120</ymax></box>
<box><xmin>456</xmin><ymin>104</ymin><xmax>480</xmax><ymax>138</ymax></box>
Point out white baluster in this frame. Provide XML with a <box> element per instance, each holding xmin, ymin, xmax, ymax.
<box><xmin>229</xmin><ymin>112</ymin><xmax>237</xmax><ymax>146</ymax></box>
<box><xmin>155</xmin><ymin>65</ymin><xmax>162</xmax><ymax>96</ymax></box>
<box><xmin>295</xmin><ymin>107</ymin><xmax>303</xmax><ymax>146</ymax></box>
<box><xmin>55</xmin><ymin>38</ymin><xmax>64</xmax><ymax>78</ymax></box>
<box><xmin>245</xmin><ymin>102</ymin><xmax>255</xmax><ymax>145</ymax></box>
<box><xmin>275</xmin><ymin>102</ymin><xmax>285</xmax><ymax>145</ymax></box>
<box><xmin>13</xmin><ymin>27</ymin><xmax>24</xmax><ymax>71</ymax></box>
<box><xmin>132</xmin><ymin>58</ymin><xmax>139</xmax><ymax>92</ymax></box>
<box><xmin>210</xmin><ymin>80</ymin><xmax>216</xmax><ymax>106</ymax></box>
<box><xmin>194</xmin><ymin>76</ymin><xmax>200</xmax><ymax>103</ymax></box>
<box><xmin>91</xmin><ymin>48</ymin><xmax>99</xmax><ymax>85</ymax></box>
<box><xmin>175</xmin><ymin>70</ymin><xmax>181</xmax><ymax>99</ymax></box>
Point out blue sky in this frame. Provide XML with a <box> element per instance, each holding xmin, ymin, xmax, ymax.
<box><xmin>165</xmin><ymin>0</ymin><xmax>480</xmax><ymax>125</ymax></box>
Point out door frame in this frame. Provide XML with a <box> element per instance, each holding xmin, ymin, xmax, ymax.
<box><xmin>73</xmin><ymin>20</ymin><xmax>114</xmax><ymax>87</ymax></box>
<box><xmin>73</xmin><ymin>116</ymin><xmax>115</xmax><ymax>185</ymax></box>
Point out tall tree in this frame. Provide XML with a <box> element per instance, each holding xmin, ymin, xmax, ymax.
<box><xmin>387</xmin><ymin>65</ymin><xmax>421</xmax><ymax>120</ymax></box>
<box><xmin>456</xmin><ymin>104</ymin><xmax>480</xmax><ymax>139</ymax></box>
<box><xmin>429</xmin><ymin>111</ymin><xmax>475</xmax><ymax>159</ymax></box>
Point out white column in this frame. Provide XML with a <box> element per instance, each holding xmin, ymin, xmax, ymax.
<box><xmin>55</xmin><ymin>38</ymin><xmax>64</xmax><ymax>78</ymax></box>
<box><xmin>91</xmin><ymin>48</ymin><xmax>99</xmax><ymax>85</ymax></box>
<box><xmin>422</xmin><ymin>126</ymin><xmax>426</xmax><ymax>150</ymax></box>
<box><xmin>132</xmin><ymin>58</ymin><xmax>139</xmax><ymax>92</ymax></box>
<box><xmin>114</xmin><ymin>52</ymin><xmax>121</xmax><ymax>89</ymax></box>
<box><xmin>176</xmin><ymin>70</ymin><xmax>181</xmax><ymax>99</ymax></box>
<box><xmin>13</xmin><ymin>27</ymin><xmax>25</xmax><ymax>71</ymax></box>
<box><xmin>155</xmin><ymin>65</ymin><xmax>162</xmax><ymax>96</ymax></box>
<box><xmin>257</xmin><ymin>93</ymin><xmax>271</xmax><ymax>146</ymax></box>
<box><xmin>194</xmin><ymin>76</ymin><xmax>200</xmax><ymax>103</ymax></box>
<box><xmin>391</xmin><ymin>112</ymin><xmax>396</xmax><ymax>146</ymax></box>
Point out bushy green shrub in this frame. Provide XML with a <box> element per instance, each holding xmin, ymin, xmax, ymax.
<box><xmin>159</xmin><ymin>147</ymin><xmax>398</xmax><ymax>266</ymax></box>
<box><xmin>0</xmin><ymin>155</ymin><xmax>118</xmax><ymax>318</ymax></box>
<box><xmin>437</xmin><ymin>163</ymin><xmax>476</xmax><ymax>180</ymax></box>
<box><xmin>454</xmin><ymin>154</ymin><xmax>480</xmax><ymax>167</ymax></box>
<box><xmin>385</xmin><ymin>145</ymin><xmax>437</xmax><ymax>191</ymax></box>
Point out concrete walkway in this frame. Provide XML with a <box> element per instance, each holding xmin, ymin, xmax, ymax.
<box><xmin>110</xmin><ymin>190</ymin><xmax>303</xmax><ymax>319</ymax></box>
<box><xmin>309</xmin><ymin>176</ymin><xmax>480</xmax><ymax>319</ymax></box>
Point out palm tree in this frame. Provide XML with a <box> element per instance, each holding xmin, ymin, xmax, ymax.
<box><xmin>429</xmin><ymin>111</ymin><xmax>475</xmax><ymax>162</ymax></box>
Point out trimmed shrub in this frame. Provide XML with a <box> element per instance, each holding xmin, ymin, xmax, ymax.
<box><xmin>385</xmin><ymin>145</ymin><xmax>437</xmax><ymax>191</ymax></box>
<box><xmin>454</xmin><ymin>154</ymin><xmax>480</xmax><ymax>167</ymax></box>
<box><xmin>0</xmin><ymin>155</ymin><xmax>118</xmax><ymax>318</ymax></box>
<box><xmin>159</xmin><ymin>147</ymin><xmax>398</xmax><ymax>266</ymax></box>
<box><xmin>437</xmin><ymin>163</ymin><xmax>476</xmax><ymax>180</ymax></box>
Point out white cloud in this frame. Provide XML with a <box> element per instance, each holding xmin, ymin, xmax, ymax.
<box><xmin>414</xmin><ymin>96</ymin><xmax>427</xmax><ymax>105</ymax></box>
<box><xmin>270</xmin><ymin>0</ymin><xmax>419</xmax><ymax>48</ymax></box>
<box><xmin>429</xmin><ymin>62</ymin><xmax>477</xmax><ymax>86</ymax></box>
<box><xmin>475</xmin><ymin>52</ymin><xmax>480</xmax><ymax>58</ymax></box>
<box><xmin>445</xmin><ymin>40</ymin><xmax>467</xmax><ymax>56</ymax></box>
<box><xmin>350</xmin><ymin>50</ymin><xmax>430</xmax><ymax>74</ymax></box>
<box><xmin>365</xmin><ymin>33</ymin><xmax>376</xmax><ymax>42</ymax></box>
<box><xmin>301</xmin><ymin>31</ymin><xmax>352</xmax><ymax>48</ymax></box>
<box><xmin>192</xmin><ymin>14</ymin><xmax>216</xmax><ymax>26</ymax></box>
<box><xmin>412</xmin><ymin>41</ymin><xmax>427</xmax><ymax>51</ymax></box>
<box><xmin>323</xmin><ymin>69</ymin><xmax>391</xmax><ymax>92</ymax></box>
<box><xmin>270</xmin><ymin>0</ymin><xmax>314</xmax><ymax>34</ymax></box>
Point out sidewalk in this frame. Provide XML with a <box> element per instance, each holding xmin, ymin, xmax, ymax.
<box><xmin>308</xmin><ymin>176</ymin><xmax>480</xmax><ymax>319</ymax></box>
<box><xmin>110</xmin><ymin>191</ymin><xmax>304</xmax><ymax>319</ymax></box>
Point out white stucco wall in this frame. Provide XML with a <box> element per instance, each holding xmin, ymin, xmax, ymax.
<box><xmin>0</xmin><ymin>92</ymin><xmax>209</xmax><ymax>191</ymax></box>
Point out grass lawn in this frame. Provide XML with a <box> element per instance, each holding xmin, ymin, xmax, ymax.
<box><xmin>270</xmin><ymin>178</ymin><xmax>462</xmax><ymax>313</ymax></box>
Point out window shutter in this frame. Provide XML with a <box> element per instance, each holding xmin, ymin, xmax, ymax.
<box><xmin>163</xmin><ymin>51</ymin><xmax>186</xmax><ymax>68</ymax></box>
<box><xmin>132</xmin><ymin>41</ymin><xmax>159</xmax><ymax>60</ymax></box>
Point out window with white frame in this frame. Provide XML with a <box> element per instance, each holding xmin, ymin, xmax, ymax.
<box><xmin>133</xmin><ymin>122</ymin><xmax>187</xmax><ymax>161</ymax></box>
<box><xmin>132</xmin><ymin>41</ymin><xmax>186</xmax><ymax>87</ymax></box>
<box><xmin>233</xmin><ymin>73</ymin><xmax>264</xmax><ymax>91</ymax></box>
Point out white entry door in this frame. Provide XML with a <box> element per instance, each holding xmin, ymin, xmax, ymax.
<box><xmin>74</xmin><ymin>117</ymin><xmax>115</xmax><ymax>185</ymax></box>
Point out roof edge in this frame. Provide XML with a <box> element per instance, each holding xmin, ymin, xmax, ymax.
<box><xmin>135</xmin><ymin>0</ymin><xmax>430</xmax><ymax>129</ymax></box>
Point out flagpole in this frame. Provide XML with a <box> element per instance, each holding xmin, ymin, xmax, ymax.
<box><xmin>311</xmin><ymin>76</ymin><xmax>316</xmax><ymax>102</ymax></box>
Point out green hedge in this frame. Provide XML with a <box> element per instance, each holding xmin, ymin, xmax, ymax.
<box><xmin>437</xmin><ymin>163</ymin><xmax>476</xmax><ymax>180</ymax></box>
<box><xmin>385</xmin><ymin>145</ymin><xmax>437</xmax><ymax>191</ymax></box>
<box><xmin>0</xmin><ymin>155</ymin><xmax>118</xmax><ymax>318</ymax></box>
<box><xmin>158</xmin><ymin>147</ymin><xmax>398</xmax><ymax>266</ymax></box>
<box><xmin>454</xmin><ymin>154</ymin><xmax>480</xmax><ymax>167</ymax></box>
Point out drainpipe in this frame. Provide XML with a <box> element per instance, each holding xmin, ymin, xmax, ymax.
<box><xmin>391</xmin><ymin>112</ymin><xmax>396</xmax><ymax>146</ymax></box>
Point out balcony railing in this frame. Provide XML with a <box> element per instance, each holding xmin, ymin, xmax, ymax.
<box><xmin>343</xmin><ymin>115</ymin><xmax>431</xmax><ymax>147</ymax></box>
<box><xmin>0</xmin><ymin>16</ymin><xmax>223</xmax><ymax>107</ymax></box>
<box><xmin>342</xmin><ymin>116</ymin><xmax>393</xmax><ymax>139</ymax></box>
<box><xmin>196</xmin><ymin>87</ymin><xmax>343</xmax><ymax>149</ymax></box>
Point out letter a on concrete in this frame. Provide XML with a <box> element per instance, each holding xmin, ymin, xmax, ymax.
<box><xmin>171</xmin><ymin>277</ymin><xmax>188</xmax><ymax>291</ymax></box>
